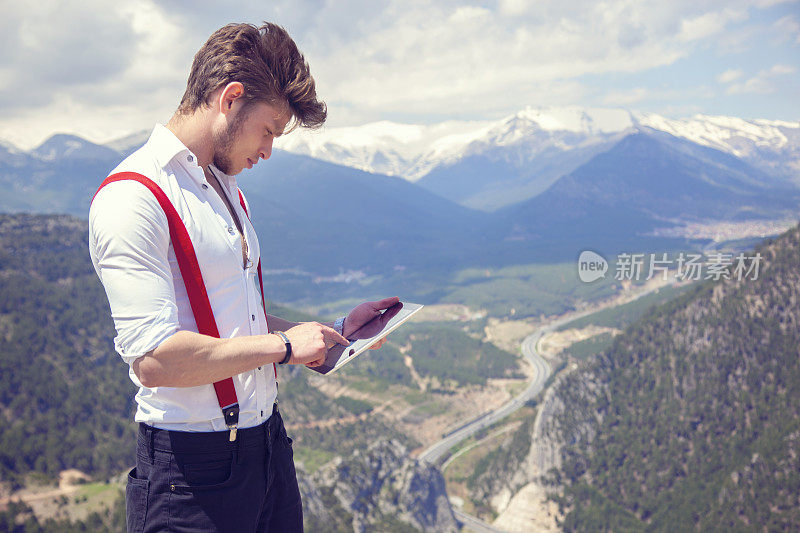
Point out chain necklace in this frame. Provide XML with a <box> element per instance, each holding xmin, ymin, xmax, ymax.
<box><xmin>205</xmin><ymin>166</ymin><xmax>249</xmax><ymax>269</ymax></box>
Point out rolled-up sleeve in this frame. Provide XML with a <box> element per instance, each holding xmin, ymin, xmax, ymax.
<box><xmin>89</xmin><ymin>180</ymin><xmax>180</xmax><ymax>366</ymax></box>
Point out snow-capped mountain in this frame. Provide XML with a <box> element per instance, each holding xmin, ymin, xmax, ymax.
<box><xmin>274</xmin><ymin>106</ymin><xmax>639</xmax><ymax>182</ymax></box>
<box><xmin>0</xmin><ymin>138</ymin><xmax>22</xmax><ymax>155</ymax></box>
<box><xmin>275</xmin><ymin>119</ymin><xmax>496</xmax><ymax>180</ymax></box>
<box><xmin>104</xmin><ymin>129</ymin><xmax>151</xmax><ymax>157</ymax></box>
<box><xmin>98</xmin><ymin>106</ymin><xmax>799</xmax><ymax>198</ymax></box>
<box><xmin>274</xmin><ymin>106</ymin><xmax>799</xmax><ymax>183</ymax></box>
<box><xmin>0</xmin><ymin>107</ymin><xmax>798</xmax><ymax>282</ymax></box>
<box><xmin>636</xmin><ymin>113</ymin><xmax>800</xmax><ymax>182</ymax></box>
<box><xmin>32</xmin><ymin>133</ymin><xmax>119</xmax><ymax>161</ymax></box>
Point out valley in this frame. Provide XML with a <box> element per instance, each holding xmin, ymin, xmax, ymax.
<box><xmin>0</xmin><ymin>215</ymin><xmax>695</xmax><ymax>532</ymax></box>
<box><xmin>1</xmin><ymin>103</ymin><xmax>798</xmax><ymax>531</ymax></box>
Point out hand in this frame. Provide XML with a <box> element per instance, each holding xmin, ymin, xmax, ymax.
<box><xmin>343</xmin><ymin>296</ymin><xmax>403</xmax><ymax>341</ymax></box>
<box><xmin>282</xmin><ymin>322</ymin><xmax>349</xmax><ymax>367</ymax></box>
<box><xmin>368</xmin><ymin>338</ymin><xmax>387</xmax><ymax>350</ymax></box>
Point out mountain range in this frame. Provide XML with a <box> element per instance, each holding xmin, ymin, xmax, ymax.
<box><xmin>273</xmin><ymin>106</ymin><xmax>800</xmax><ymax>211</ymax></box>
<box><xmin>1</xmin><ymin>106</ymin><xmax>797</xmax><ymax>298</ymax></box>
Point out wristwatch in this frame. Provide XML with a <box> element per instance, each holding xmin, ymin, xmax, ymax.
<box><xmin>274</xmin><ymin>331</ymin><xmax>292</xmax><ymax>364</ymax></box>
<box><xmin>334</xmin><ymin>316</ymin><xmax>346</xmax><ymax>337</ymax></box>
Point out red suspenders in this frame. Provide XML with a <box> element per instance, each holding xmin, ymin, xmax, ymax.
<box><xmin>92</xmin><ymin>171</ymin><xmax>275</xmax><ymax>441</ymax></box>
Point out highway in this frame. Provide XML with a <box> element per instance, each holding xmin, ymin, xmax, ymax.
<box><xmin>454</xmin><ymin>509</ymin><xmax>506</xmax><ymax>533</ymax></box>
<box><xmin>418</xmin><ymin>303</ymin><xmax>605</xmax><ymax>465</ymax></box>
<box><xmin>420</xmin><ymin>279</ymin><xmax>676</xmax><ymax>532</ymax></box>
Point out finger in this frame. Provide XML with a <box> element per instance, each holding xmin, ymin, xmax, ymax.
<box><xmin>371</xmin><ymin>296</ymin><xmax>400</xmax><ymax>310</ymax></box>
<box><xmin>306</xmin><ymin>356</ymin><xmax>325</xmax><ymax>367</ymax></box>
<box><xmin>322</xmin><ymin>325</ymin><xmax>350</xmax><ymax>346</ymax></box>
<box><xmin>369</xmin><ymin>338</ymin><xmax>386</xmax><ymax>350</ymax></box>
<box><xmin>380</xmin><ymin>302</ymin><xmax>403</xmax><ymax>326</ymax></box>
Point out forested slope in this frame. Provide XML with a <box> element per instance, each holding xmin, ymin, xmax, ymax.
<box><xmin>0</xmin><ymin>214</ymin><xmax>465</xmax><ymax>532</ymax></box>
<box><xmin>0</xmin><ymin>214</ymin><xmax>135</xmax><ymax>486</ymax></box>
<box><xmin>550</xmin><ymin>223</ymin><xmax>800</xmax><ymax>531</ymax></box>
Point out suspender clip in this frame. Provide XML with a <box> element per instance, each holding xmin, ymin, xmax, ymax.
<box><xmin>222</xmin><ymin>403</ymin><xmax>240</xmax><ymax>442</ymax></box>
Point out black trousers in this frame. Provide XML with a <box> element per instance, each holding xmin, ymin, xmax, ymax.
<box><xmin>126</xmin><ymin>404</ymin><xmax>302</xmax><ymax>532</ymax></box>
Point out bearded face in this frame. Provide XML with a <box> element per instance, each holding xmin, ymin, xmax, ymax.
<box><xmin>212</xmin><ymin>109</ymin><xmax>247</xmax><ymax>174</ymax></box>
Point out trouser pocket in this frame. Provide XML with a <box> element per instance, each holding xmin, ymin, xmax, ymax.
<box><xmin>126</xmin><ymin>467</ymin><xmax>150</xmax><ymax>533</ymax></box>
<box><xmin>169</xmin><ymin>452</ymin><xmax>256</xmax><ymax>530</ymax></box>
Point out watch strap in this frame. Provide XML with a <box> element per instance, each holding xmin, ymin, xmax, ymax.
<box><xmin>274</xmin><ymin>331</ymin><xmax>292</xmax><ymax>365</ymax></box>
<box><xmin>334</xmin><ymin>316</ymin><xmax>346</xmax><ymax>337</ymax></box>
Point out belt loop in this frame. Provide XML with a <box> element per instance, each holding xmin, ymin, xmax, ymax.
<box><xmin>148</xmin><ymin>426</ymin><xmax>155</xmax><ymax>463</ymax></box>
<box><xmin>234</xmin><ymin>430</ymin><xmax>241</xmax><ymax>464</ymax></box>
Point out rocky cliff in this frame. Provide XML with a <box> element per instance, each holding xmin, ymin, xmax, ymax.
<box><xmin>302</xmin><ymin>438</ymin><xmax>458</xmax><ymax>533</ymax></box>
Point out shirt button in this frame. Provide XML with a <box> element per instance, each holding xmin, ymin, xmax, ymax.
<box><xmin>227</xmin><ymin>226</ymin><xmax>235</xmax><ymax>235</ymax></box>
<box><xmin>187</xmin><ymin>155</ymin><xmax>194</xmax><ymax>163</ymax></box>
<box><xmin>258</xmin><ymin>366</ymin><xmax>262</xmax><ymax>370</ymax></box>
<box><xmin>202</xmin><ymin>183</ymin><xmax>208</xmax><ymax>189</ymax></box>
<box><xmin>251</xmin><ymin>314</ymin><xmax>256</xmax><ymax>321</ymax></box>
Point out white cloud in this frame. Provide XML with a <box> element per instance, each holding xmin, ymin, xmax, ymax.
<box><xmin>678</xmin><ymin>10</ymin><xmax>743</xmax><ymax>43</ymax></box>
<box><xmin>727</xmin><ymin>64</ymin><xmax>797</xmax><ymax>94</ymax></box>
<box><xmin>291</xmin><ymin>0</ymin><xmax>791</xmax><ymax>123</ymax></box>
<box><xmin>0</xmin><ymin>0</ymin><xmax>796</xmax><ymax>148</ymax></box>
<box><xmin>773</xmin><ymin>15</ymin><xmax>800</xmax><ymax>44</ymax></box>
<box><xmin>306</xmin><ymin>1</ymin><xmax>725</xmax><ymax>119</ymax></box>
<box><xmin>769</xmin><ymin>64</ymin><xmax>797</xmax><ymax>75</ymax></box>
<box><xmin>601</xmin><ymin>87</ymin><xmax>650</xmax><ymax>106</ymax></box>
<box><xmin>497</xmin><ymin>0</ymin><xmax>529</xmax><ymax>17</ymax></box>
<box><xmin>753</xmin><ymin>0</ymin><xmax>799</xmax><ymax>6</ymax></box>
<box><xmin>0</xmin><ymin>0</ymin><xmax>136</xmax><ymax>109</ymax></box>
<box><xmin>601</xmin><ymin>86</ymin><xmax>715</xmax><ymax>106</ymax></box>
<box><xmin>717</xmin><ymin>69</ymin><xmax>743</xmax><ymax>83</ymax></box>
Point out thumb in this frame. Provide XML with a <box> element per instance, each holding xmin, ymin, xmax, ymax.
<box><xmin>380</xmin><ymin>302</ymin><xmax>403</xmax><ymax>325</ymax></box>
<box><xmin>371</xmin><ymin>296</ymin><xmax>400</xmax><ymax>310</ymax></box>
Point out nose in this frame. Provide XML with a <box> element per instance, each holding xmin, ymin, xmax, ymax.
<box><xmin>259</xmin><ymin>137</ymin><xmax>274</xmax><ymax>160</ymax></box>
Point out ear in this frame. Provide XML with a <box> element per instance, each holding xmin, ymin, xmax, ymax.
<box><xmin>217</xmin><ymin>82</ymin><xmax>245</xmax><ymax>116</ymax></box>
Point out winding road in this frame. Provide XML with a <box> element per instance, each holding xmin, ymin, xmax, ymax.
<box><xmin>419</xmin><ymin>279</ymin><xmax>677</xmax><ymax>532</ymax></box>
<box><xmin>418</xmin><ymin>300</ymin><xmax>614</xmax><ymax>465</ymax></box>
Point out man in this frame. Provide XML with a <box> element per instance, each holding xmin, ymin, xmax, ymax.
<box><xmin>89</xmin><ymin>22</ymin><xmax>398</xmax><ymax>532</ymax></box>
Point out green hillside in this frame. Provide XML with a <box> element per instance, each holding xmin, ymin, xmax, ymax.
<box><xmin>0</xmin><ymin>214</ymin><xmax>136</xmax><ymax>487</ymax></box>
<box><xmin>550</xmin><ymin>223</ymin><xmax>800</xmax><ymax>531</ymax></box>
<box><xmin>0</xmin><ymin>214</ymin><xmax>402</xmax><ymax>487</ymax></box>
<box><xmin>0</xmin><ymin>213</ymin><xmax>505</xmax><ymax>532</ymax></box>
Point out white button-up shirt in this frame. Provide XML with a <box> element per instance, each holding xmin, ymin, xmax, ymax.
<box><xmin>88</xmin><ymin>123</ymin><xmax>277</xmax><ymax>431</ymax></box>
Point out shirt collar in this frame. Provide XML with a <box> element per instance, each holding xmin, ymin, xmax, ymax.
<box><xmin>147</xmin><ymin>123</ymin><xmax>194</xmax><ymax>170</ymax></box>
<box><xmin>146</xmin><ymin>124</ymin><xmax>238</xmax><ymax>192</ymax></box>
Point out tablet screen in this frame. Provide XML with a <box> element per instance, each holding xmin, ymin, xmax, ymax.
<box><xmin>308</xmin><ymin>302</ymin><xmax>424</xmax><ymax>375</ymax></box>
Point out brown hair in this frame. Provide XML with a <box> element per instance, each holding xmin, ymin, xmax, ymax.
<box><xmin>177</xmin><ymin>22</ymin><xmax>326</xmax><ymax>129</ymax></box>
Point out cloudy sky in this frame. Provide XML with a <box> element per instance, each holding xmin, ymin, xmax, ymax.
<box><xmin>0</xmin><ymin>0</ymin><xmax>798</xmax><ymax>149</ymax></box>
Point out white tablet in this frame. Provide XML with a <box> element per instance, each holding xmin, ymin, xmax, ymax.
<box><xmin>309</xmin><ymin>302</ymin><xmax>424</xmax><ymax>375</ymax></box>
